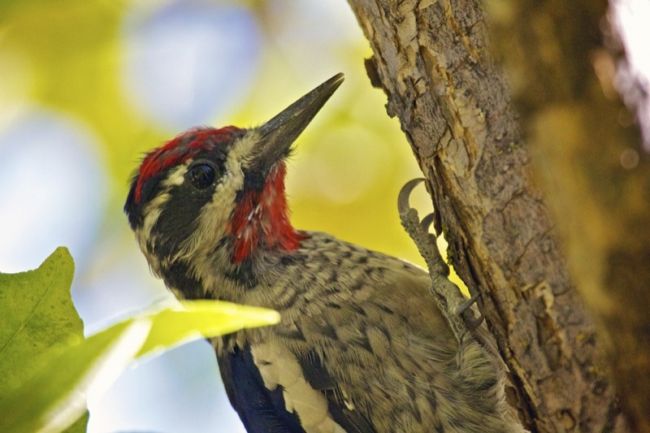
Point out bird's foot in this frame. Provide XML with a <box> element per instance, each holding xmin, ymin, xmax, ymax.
<box><xmin>398</xmin><ymin>178</ymin><xmax>484</xmax><ymax>340</ymax></box>
<box><xmin>398</xmin><ymin>178</ymin><xmax>448</xmax><ymax>277</ymax></box>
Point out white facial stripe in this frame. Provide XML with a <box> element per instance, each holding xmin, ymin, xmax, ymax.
<box><xmin>176</xmin><ymin>131</ymin><xmax>260</xmax><ymax>267</ymax></box>
<box><xmin>227</xmin><ymin>129</ymin><xmax>259</xmax><ymax>167</ymax></box>
<box><xmin>138</xmin><ymin>163</ymin><xmax>190</xmax><ymax>243</ymax></box>
<box><xmin>134</xmin><ymin>163</ymin><xmax>191</xmax><ymax>276</ymax></box>
<box><xmin>162</xmin><ymin>163</ymin><xmax>189</xmax><ymax>188</ymax></box>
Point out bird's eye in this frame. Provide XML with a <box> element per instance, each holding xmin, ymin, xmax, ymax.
<box><xmin>188</xmin><ymin>163</ymin><xmax>216</xmax><ymax>189</ymax></box>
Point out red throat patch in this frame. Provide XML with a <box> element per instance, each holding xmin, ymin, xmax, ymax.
<box><xmin>135</xmin><ymin>126</ymin><xmax>241</xmax><ymax>203</ymax></box>
<box><xmin>229</xmin><ymin>162</ymin><xmax>304</xmax><ymax>263</ymax></box>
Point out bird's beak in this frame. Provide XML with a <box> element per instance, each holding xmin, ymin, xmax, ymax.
<box><xmin>250</xmin><ymin>73</ymin><xmax>344</xmax><ymax>174</ymax></box>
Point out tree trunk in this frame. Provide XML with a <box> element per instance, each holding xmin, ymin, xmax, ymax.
<box><xmin>346</xmin><ymin>1</ymin><xmax>639</xmax><ymax>432</ymax></box>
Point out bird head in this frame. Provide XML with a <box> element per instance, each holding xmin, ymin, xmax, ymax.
<box><xmin>124</xmin><ymin>73</ymin><xmax>343</xmax><ymax>282</ymax></box>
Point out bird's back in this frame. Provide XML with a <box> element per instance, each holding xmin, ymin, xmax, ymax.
<box><xmin>214</xmin><ymin>232</ymin><xmax>522</xmax><ymax>433</ymax></box>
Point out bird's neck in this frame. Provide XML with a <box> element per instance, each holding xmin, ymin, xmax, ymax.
<box><xmin>228</xmin><ymin>162</ymin><xmax>304</xmax><ymax>264</ymax></box>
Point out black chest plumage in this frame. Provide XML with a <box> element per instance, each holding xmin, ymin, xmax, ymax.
<box><xmin>219</xmin><ymin>345</ymin><xmax>308</xmax><ymax>433</ymax></box>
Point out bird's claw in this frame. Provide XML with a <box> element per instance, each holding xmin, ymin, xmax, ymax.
<box><xmin>455</xmin><ymin>293</ymin><xmax>484</xmax><ymax>331</ymax></box>
<box><xmin>397</xmin><ymin>179</ymin><xmax>436</xmax><ymax>236</ymax></box>
<box><xmin>420</xmin><ymin>212</ymin><xmax>435</xmax><ymax>233</ymax></box>
<box><xmin>398</xmin><ymin>178</ymin><xmax>425</xmax><ymax>218</ymax></box>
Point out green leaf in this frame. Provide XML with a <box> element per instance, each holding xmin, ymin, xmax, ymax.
<box><xmin>0</xmin><ymin>320</ymin><xmax>150</xmax><ymax>433</ymax></box>
<box><xmin>0</xmin><ymin>247</ymin><xmax>82</xmax><ymax>396</ymax></box>
<box><xmin>0</xmin><ymin>248</ymin><xmax>281</xmax><ymax>433</ymax></box>
<box><xmin>137</xmin><ymin>300</ymin><xmax>281</xmax><ymax>357</ymax></box>
<box><xmin>0</xmin><ymin>300</ymin><xmax>280</xmax><ymax>433</ymax></box>
<box><xmin>0</xmin><ymin>249</ymin><xmax>146</xmax><ymax>433</ymax></box>
<box><xmin>62</xmin><ymin>412</ymin><xmax>88</xmax><ymax>433</ymax></box>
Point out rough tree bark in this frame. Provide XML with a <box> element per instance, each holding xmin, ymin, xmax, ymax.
<box><xmin>346</xmin><ymin>1</ymin><xmax>639</xmax><ymax>432</ymax></box>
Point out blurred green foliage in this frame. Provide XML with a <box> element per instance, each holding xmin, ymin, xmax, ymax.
<box><xmin>0</xmin><ymin>0</ymin><xmax>429</xmax><ymax>268</ymax></box>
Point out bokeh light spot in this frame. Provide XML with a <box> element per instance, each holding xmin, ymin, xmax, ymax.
<box><xmin>620</xmin><ymin>147</ymin><xmax>640</xmax><ymax>169</ymax></box>
<box><xmin>289</xmin><ymin>125</ymin><xmax>393</xmax><ymax>204</ymax></box>
<box><xmin>122</xmin><ymin>1</ymin><xmax>261</xmax><ymax>130</ymax></box>
<box><xmin>611</xmin><ymin>0</ymin><xmax>650</xmax><ymax>149</ymax></box>
<box><xmin>0</xmin><ymin>109</ymin><xmax>107</xmax><ymax>272</ymax></box>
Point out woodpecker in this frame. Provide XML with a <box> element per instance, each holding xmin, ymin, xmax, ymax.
<box><xmin>124</xmin><ymin>74</ymin><xmax>525</xmax><ymax>433</ymax></box>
